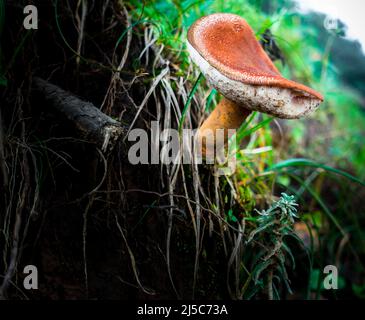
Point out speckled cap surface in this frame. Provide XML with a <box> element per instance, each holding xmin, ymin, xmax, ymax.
<box><xmin>187</xmin><ymin>13</ymin><xmax>323</xmax><ymax>118</ymax></box>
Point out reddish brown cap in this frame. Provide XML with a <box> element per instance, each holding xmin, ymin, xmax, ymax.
<box><xmin>187</xmin><ymin>13</ymin><xmax>323</xmax><ymax>118</ymax></box>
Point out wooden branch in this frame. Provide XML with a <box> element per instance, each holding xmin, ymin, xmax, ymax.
<box><xmin>33</xmin><ymin>77</ymin><xmax>125</xmax><ymax>152</ymax></box>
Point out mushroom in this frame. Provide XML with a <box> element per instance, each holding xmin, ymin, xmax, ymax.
<box><xmin>187</xmin><ymin>13</ymin><xmax>323</xmax><ymax>156</ymax></box>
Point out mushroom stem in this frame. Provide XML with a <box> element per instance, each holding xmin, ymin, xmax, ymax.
<box><xmin>197</xmin><ymin>97</ymin><xmax>251</xmax><ymax>157</ymax></box>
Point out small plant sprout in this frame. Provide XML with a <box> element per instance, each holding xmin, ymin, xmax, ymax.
<box><xmin>256</xmin><ymin>193</ymin><xmax>299</xmax><ymax>224</ymax></box>
<box><xmin>247</xmin><ymin>193</ymin><xmax>300</xmax><ymax>299</ymax></box>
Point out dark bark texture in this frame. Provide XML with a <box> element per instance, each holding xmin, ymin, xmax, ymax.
<box><xmin>33</xmin><ymin>77</ymin><xmax>126</xmax><ymax>152</ymax></box>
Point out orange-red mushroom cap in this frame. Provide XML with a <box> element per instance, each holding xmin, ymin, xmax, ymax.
<box><xmin>187</xmin><ymin>13</ymin><xmax>323</xmax><ymax>119</ymax></box>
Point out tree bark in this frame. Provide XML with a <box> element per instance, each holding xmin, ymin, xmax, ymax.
<box><xmin>33</xmin><ymin>77</ymin><xmax>126</xmax><ymax>152</ymax></box>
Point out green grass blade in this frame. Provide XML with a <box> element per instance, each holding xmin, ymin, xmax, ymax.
<box><xmin>238</xmin><ymin>116</ymin><xmax>273</xmax><ymax>141</ymax></box>
<box><xmin>228</xmin><ymin>115</ymin><xmax>272</xmax><ymax>154</ymax></box>
<box><xmin>205</xmin><ymin>88</ymin><xmax>217</xmax><ymax>112</ymax></box>
<box><xmin>289</xmin><ymin>173</ymin><xmax>346</xmax><ymax>236</ymax></box>
<box><xmin>268</xmin><ymin>158</ymin><xmax>365</xmax><ymax>187</ymax></box>
<box><xmin>178</xmin><ymin>72</ymin><xmax>202</xmax><ymax>133</ymax></box>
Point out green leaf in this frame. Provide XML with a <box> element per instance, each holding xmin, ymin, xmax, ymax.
<box><xmin>246</xmin><ymin>220</ymin><xmax>276</xmax><ymax>243</ymax></box>
<box><xmin>282</xmin><ymin>242</ymin><xmax>296</xmax><ymax>269</ymax></box>
<box><xmin>252</xmin><ymin>260</ymin><xmax>273</xmax><ymax>283</ymax></box>
<box><xmin>227</xmin><ymin>209</ymin><xmax>237</xmax><ymax>223</ymax></box>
